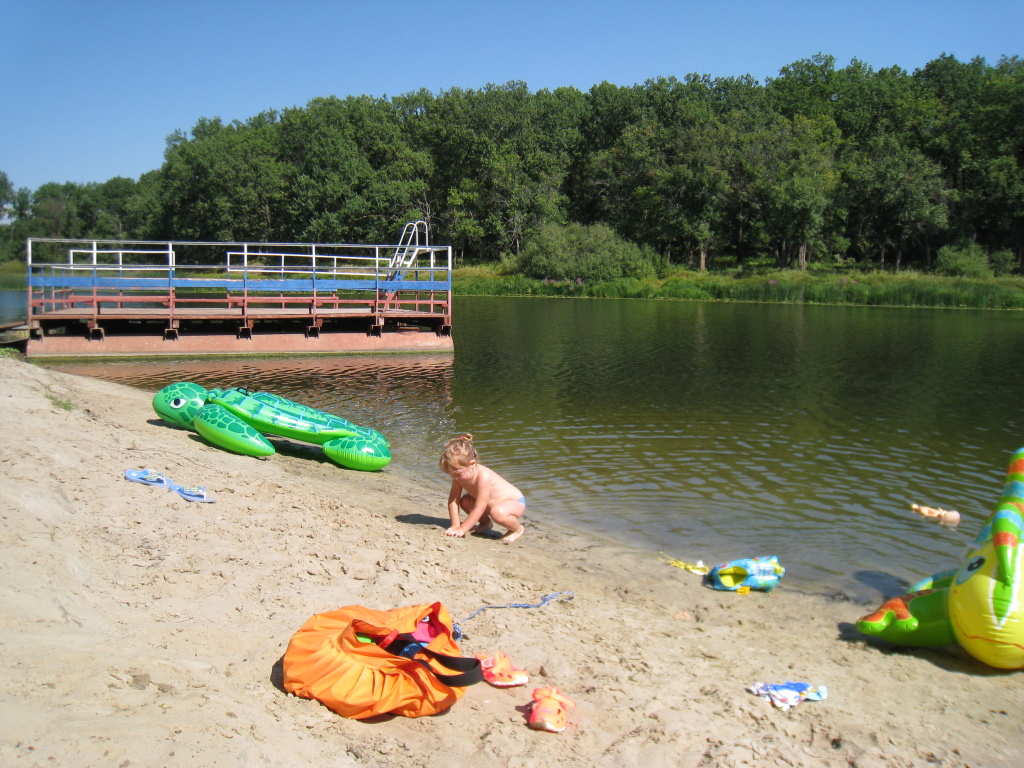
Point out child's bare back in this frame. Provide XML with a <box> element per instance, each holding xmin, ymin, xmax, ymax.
<box><xmin>440</xmin><ymin>435</ymin><xmax>525</xmax><ymax>543</ymax></box>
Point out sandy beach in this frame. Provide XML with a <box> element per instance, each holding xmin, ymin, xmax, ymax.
<box><xmin>2</xmin><ymin>354</ymin><xmax>1023</xmax><ymax>768</ymax></box>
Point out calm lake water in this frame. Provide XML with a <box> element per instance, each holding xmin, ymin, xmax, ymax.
<box><xmin>0</xmin><ymin>288</ymin><xmax>25</xmax><ymax>325</ymax></box>
<box><xmin>15</xmin><ymin>290</ymin><xmax>1024</xmax><ymax>602</ymax></box>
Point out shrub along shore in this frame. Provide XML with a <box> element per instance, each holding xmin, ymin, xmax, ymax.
<box><xmin>454</xmin><ymin>265</ymin><xmax>1024</xmax><ymax>310</ymax></box>
<box><xmin>6</xmin><ymin>265</ymin><xmax>1024</xmax><ymax>310</ymax></box>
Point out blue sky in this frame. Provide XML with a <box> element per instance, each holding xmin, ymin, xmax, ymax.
<box><xmin>2</xmin><ymin>0</ymin><xmax>1021</xmax><ymax>192</ymax></box>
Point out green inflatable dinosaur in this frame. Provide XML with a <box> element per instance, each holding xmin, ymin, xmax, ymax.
<box><xmin>857</xmin><ymin>447</ymin><xmax>1024</xmax><ymax>669</ymax></box>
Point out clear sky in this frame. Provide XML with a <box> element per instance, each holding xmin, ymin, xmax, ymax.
<box><xmin>2</xmin><ymin>0</ymin><xmax>1021</xmax><ymax>192</ymax></box>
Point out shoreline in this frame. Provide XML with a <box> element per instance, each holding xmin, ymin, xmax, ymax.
<box><xmin>2</xmin><ymin>356</ymin><xmax>1023</xmax><ymax>767</ymax></box>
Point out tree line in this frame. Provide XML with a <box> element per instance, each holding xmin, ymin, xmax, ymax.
<box><xmin>2</xmin><ymin>53</ymin><xmax>1022</xmax><ymax>275</ymax></box>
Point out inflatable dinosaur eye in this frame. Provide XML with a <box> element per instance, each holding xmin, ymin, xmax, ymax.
<box><xmin>956</xmin><ymin>556</ymin><xmax>986</xmax><ymax>585</ymax></box>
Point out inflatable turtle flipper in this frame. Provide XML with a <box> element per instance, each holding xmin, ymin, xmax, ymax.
<box><xmin>324</xmin><ymin>435</ymin><xmax>391</xmax><ymax>472</ymax></box>
<box><xmin>193</xmin><ymin>404</ymin><xmax>276</xmax><ymax>457</ymax></box>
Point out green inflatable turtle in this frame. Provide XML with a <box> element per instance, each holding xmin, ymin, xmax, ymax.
<box><xmin>152</xmin><ymin>382</ymin><xmax>391</xmax><ymax>472</ymax></box>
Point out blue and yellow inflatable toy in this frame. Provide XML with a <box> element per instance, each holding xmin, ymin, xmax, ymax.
<box><xmin>152</xmin><ymin>382</ymin><xmax>391</xmax><ymax>472</ymax></box>
<box><xmin>857</xmin><ymin>446</ymin><xmax>1024</xmax><ymax>669</ymax></box>
<box><xmin>706</xmin><ymin>556</ymin><xmax>785</xmax><ymax>592</ymax></box>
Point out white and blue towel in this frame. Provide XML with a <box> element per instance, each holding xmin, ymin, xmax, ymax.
<box><xmin>749</xmin><ymin>681</ymin><xmax>827</xmax><ymax>710</ymax></box>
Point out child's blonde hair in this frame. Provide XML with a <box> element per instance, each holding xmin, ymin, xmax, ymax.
<box><xmin>440</xmin><ymin>433</ymin><xmax>478</xmax><ymax>473</ymax></box>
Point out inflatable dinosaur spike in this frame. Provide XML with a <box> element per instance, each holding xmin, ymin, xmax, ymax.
<box><xmin>152</xmin><ymin>382</ymin><xmax>391</xmax><ymax>472</ymax></box>
<box><xmin>857</xmin><ymin>447</ymin><xmax>1024</xmax><ymax>669</ymax></box>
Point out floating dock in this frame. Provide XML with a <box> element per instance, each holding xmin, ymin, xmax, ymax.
<box><xmin>23</xmin><ymin>222</ymin><xmax>453</xmax><ymax>358</ymax></box>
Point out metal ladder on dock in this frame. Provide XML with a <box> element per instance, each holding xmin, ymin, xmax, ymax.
<box><xmin>379</xmin><ymin>221</ymin><xmax>430</xmax><ymax>319</ymax></box>
<box><xmin>387</xmin><ymin>220</ymin><xmax>429</xmax><ymax>281</ymax></box>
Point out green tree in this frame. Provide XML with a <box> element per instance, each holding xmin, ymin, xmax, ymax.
<box><xmin>7</xmin><ymin>177</ymin><xmax>149</xmax><ymax>244</ymax></box>
<box><xmin>0</xmin><ymin>172</ymin><xmax>34</xmax><ymax>263</ymax></box>
<box><xmin>726</xmin><ymin>113</ymin><xmax>840</xmax><ymax>269</ymax></box>
<box><xmin>0</xmin><ymin>171</ymin><xmax>22</xmax><ymax>261</ymax></box>
<box><xmin>280</xmin><ymin>96</ymin><xmax>431</xmax><ymax>244</ymax></box>
<box><xmin>122</xmin><ymin>171</ymin><xmax>163</xmax><ymax>239</ymax></box>
<box><xmin>581</xmin><ymin>112</ymin><xmax>732</xmax><ymax>269</ymax></box>
<box><xmin>913</xmin><ymin>54</ymin><xmax>1022</xmax><ymax>255</ymax></box>
<box><xmin>0</xmin><ymin>171</ymin><xmax>13</xmax><ymax>219</ymax></box>
<box><xmin>159</xmin><ymin>113</ymin><xmax>288</xmax><ymax>241</ymax></box>
<box><xmin>422</xmin><ymin>82</ymin><xmax>580</xmax><ymax>260</ymax></box>
<box><xmin>767</xmin><ymin>53</ymin><xmax>842</xmax><ymax>120</ymax></box>
<box><xmin>970</xmin><ymin>57</ymin><xmax>1024</xmax><ymax>264</ymax></box>
<box><xmin>830</xmin><ymin>60</ymin><xmax>928</xmax><ymax>146</ymax></box>
<box><xmin>772</xmin><ymin>115</ymin><xmax>840</xmax><ymax>269</ymax></box>
<box><xmin>839</xmin><ymin>134</ymin><xmax>950</xmax><ymax>268</ymax></box>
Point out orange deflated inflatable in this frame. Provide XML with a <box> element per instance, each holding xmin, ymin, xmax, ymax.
<box><xmin>282</xmin><ymin>602</ymin><xmax>482</xmax><ymax>719</ymax></box>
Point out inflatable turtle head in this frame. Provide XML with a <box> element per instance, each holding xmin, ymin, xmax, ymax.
<box><xmin>153</xmin><ymin>381</ymin><xmax>210</xmax><ymax>428</ymax></box>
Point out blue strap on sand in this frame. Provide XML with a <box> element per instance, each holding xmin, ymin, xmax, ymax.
<box><xmin>453</xmin><ymin>591</ymin><xmax>573</xmax><ymax>640</ymax></box>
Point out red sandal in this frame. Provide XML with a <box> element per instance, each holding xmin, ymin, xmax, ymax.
<box><xmin>528</xmin><ymin>687</ymin><xmax>575</xmax><ymax>732</ymax></box>
<box><xmin>474</xmin><ymin>651</ymin><xmax>529</xmax><ymax>687</ymax></box>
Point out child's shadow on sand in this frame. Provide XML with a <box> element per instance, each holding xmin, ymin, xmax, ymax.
<box><xmin>395</xmin><ymin>513</ymin><xmax>449</xmax><ymax>529</ymax></box>
<box><xmin>394</xmin><ymin>513</ymin><xmax>503</xmax><ymax>538</ymax></box>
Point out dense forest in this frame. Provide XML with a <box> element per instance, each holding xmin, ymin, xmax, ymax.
<box><xmin>2</xmin><ymin>54</ymin><xmax>1022</xmax><ymax>280</ymax></box>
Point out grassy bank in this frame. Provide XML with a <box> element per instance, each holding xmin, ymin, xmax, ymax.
<box><xmin>0</xmin><ymin>262</ymin><xmax>25</xmax><ymax>290</ymax></box>
<box><xmin>453</xmin><ymin>265</ymin><xmax>1024</xmax><ymax>310</ymax></box>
